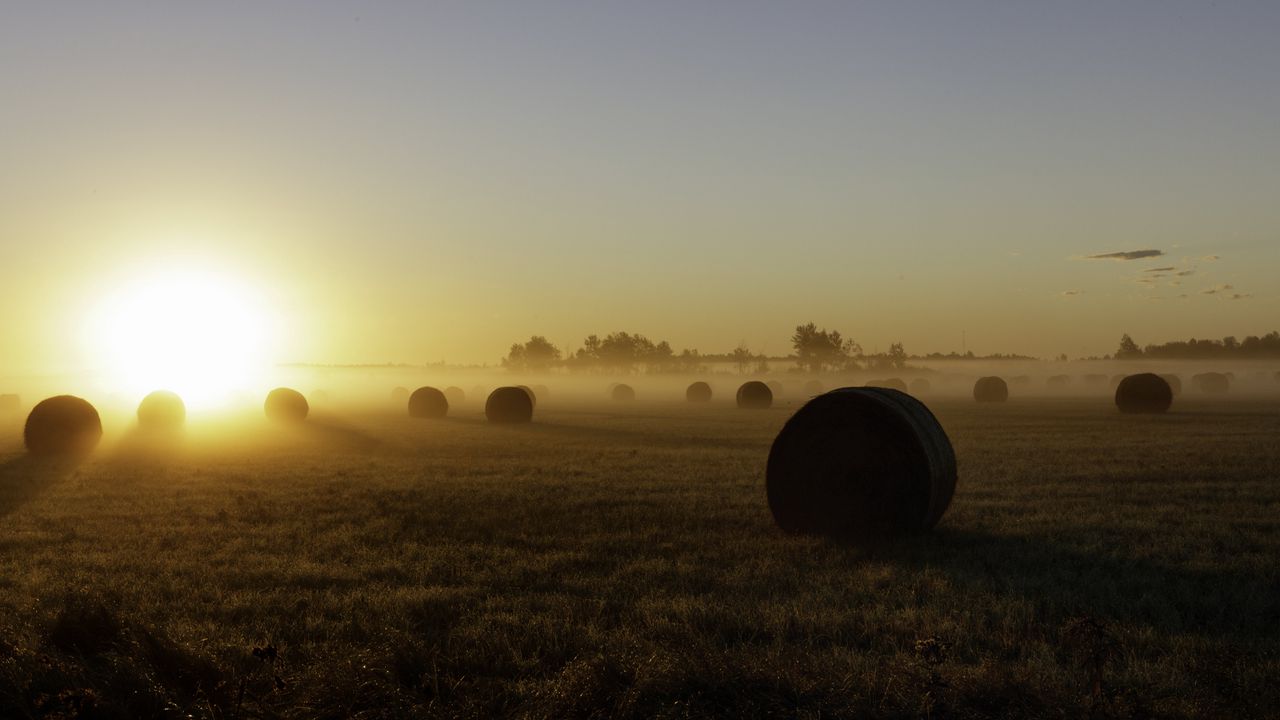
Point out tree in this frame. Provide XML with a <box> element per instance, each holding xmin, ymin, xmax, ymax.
<box><xmin>731</xmin><ymin>343</ymin><xmax>753</xmax><ymax>375</ymax></box>
<box><xmin>886</xmin><ymin>342</ymin><xmax>907</xmax><ymax>370</ymax></box>
<box><xmin>791</xmin><ymin>323</ymin><xmax>858</xmax><ymax>373</ymax></box>
<box><xmin>503</xmin><ymin>336</ymin><xmax>562</xmax><ymax>372</ymax></box>
<box><xmin>1116</xmin><ymin>334</ymin><xmax>1142</xmax><ymax>359</ymax></box>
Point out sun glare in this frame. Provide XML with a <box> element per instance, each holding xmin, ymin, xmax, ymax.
<box><xmin>87</xmin><ymin>265</ymin><xmax>275</xmax><ymax>411</ymax></box>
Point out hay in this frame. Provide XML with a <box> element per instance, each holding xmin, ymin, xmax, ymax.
<box><xmin>517</xmin><ymin>385</ymin><xmax>538</xmax><ymax>407</ymax></box>
<box><xmin>1115</xmin><ymin>373</ymin><xmax>1173</xmax><ymax>414</ymax></box>
<box><xmin>486</xmin><ymin>386</ymin><xmax>534</xmax><ymax>423</ymax></box>
<box><xmin>685</xmin><ymin>381</ymin><xmax>712</xmax><ymax>402</ymax></box>
<box><xmin>408</xmin><ymin>386</ymin><xmax>449</xmax><ymax>418</ymax></box>
<box><xmin>909</xmin><ymin>378</ymin><xmax>931</xmax><ymax>395</ymax></box>
<box><xmin>766</xmin><ymin>387</ymin><xmax>956</xmax><ymax>537</ymax></box>
<box><xmin>972</xmin><ymin>376</ymin><xmax>1008</xmax><ymax>403</ymax></box>
<box><xmin>1158</xmin><ymin>374</ymin><xmax>1182</xmax><ymax>395</ymax></box>
<box><xmin>611</xmin><ymin>383</ymin><xmax>635</xmax><ymax>402</ymax></box>
<box><xmin>24</xmin><ymin>395</ymin><xmax>103</xmax><ymax>456</ymax></box>
<box><xmin>136</xmin><ymin>390</ymin><xmax>186</xmax><ymax>429</ymax></box>
<box><xmin>264</xmin><ymin>387</ymin><xmax>309</xmax><ymax>423</ymax></box>
<box><xmin>736</xmin><ymin>381</ymin><xmax>773</xmax><ymax>409</ymax></box>
<box><xmin>444</xmin><ymin>386</ymin><xmax>466</xmax><ymax>405</ymax></box>
<box><xmin>1193</xmin><ymin>372</ymin><xmax>1230</xmax><ymax>394</ymax></box>
<box><xmin>1046</xmin><ymin>375</ymin><xmax>1071</xmax><ymax>388</ymax></box>
<box><xmin>803</xmin><ymin>380</ymin><xmax>824</xmax><ymax>396</ymax></box>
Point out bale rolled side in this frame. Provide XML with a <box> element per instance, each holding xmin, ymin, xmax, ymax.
<box><xmin>408</xmin><ymin>387</ymin><xmax>449</xmax><ymax>418</ymax></box>
<box><xmin>265</xmin><ymin>388</ymin><xmax>309</xmax><ymax>423</ymax></box>
<box><xmin>444</xmin><ymin>386</ymin><xmax>466</xmax><ymax>405</ymax></box>
<box><xmin>611</xmin><ymin>384</ymin><xmax>635</xmax><ymax>402</ymax></box>
<box><xmin>1158</xmin><ymin>374</ymin><xmax>1181</xmax><ymax>395</ymax></box>
<box><xmin>1115</xmin><ymin>373</ymin><xmax>1173</xmax><ymax>414</ymax></box>
<box><xmin>685</xmin><ymin>381</ymin><xmax>712</xmax><ymax>402</ymax></box>
<box><xmin>486</xmin><ymin>386</ymin><xmax>534</xmax><ymax>423</ymax></box>
<box><xmin>24</xmin><ymin>395</ymin><xmax>103</xmax><ymax>456</ymax></box>
<box><xmin>137</xmin><ymin>390</ymin><xmax>186</xmax><ymax>429</ymax></box>
<box><xmin>972</xmin><ymin>376</ymin><xmax>1009</xmax><ymax>403</ymax></box>
<box><xmin>736</xmin><ymin>381</ymin><xmax>773</xmax><ymax>409</ymax></box>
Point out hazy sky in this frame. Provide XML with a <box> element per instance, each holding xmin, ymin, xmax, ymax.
<box><xmin>3</xmin><ymin>2</ymin><xmax>1278</xmax><ymax>370</ymax></box>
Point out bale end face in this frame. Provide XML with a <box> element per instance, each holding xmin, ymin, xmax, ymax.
<box><xmin>137</xmin><ymin>390</ymin><xmax>186</xmax><ymax>429</ymax></box>
<box><xmin>24</xmin><ymin>395</ymin><xmax>103</xmax><ymax>456</ymax></box>
<box><xmin>408</xmin><ymin>387</ymin><xmax>449</xmax><ymax>418</ymax></box>
<box><xmin>486</xmin><ymin>387</ymin><xmax>534</xmax><ymax>423</ymax></box>
<box><xmin>444</xmin><ymin>386</ymin><xmax>466</xmax><ymax>405</ymax></box>
<box><xmin>1115</xmin><ymin>373</ymin><xmax>1173</xmax><ymax>414</ymax></box>
<box><xmin>685</xmin><ymin>381</ymin><xmax>712</xmax><ymax>402</ymax></box>
<box><xmin>265</xmin><ymin>388</ymin><xmax>309</xmax><ymax>423</ymax></box>
<box><xmin>736</xmin><ymin>381</ymin><xmax>772</xmax><ymax>409</ymax></box>
<box><xmin>610</xmin><ymin>384</ymin><xmax>635</xmax><ymax>402</ymax></box>
<box><xmin>973</xmin><ymin>376</ymin><xmax>1009</xmax><ymax>403</ymax></box>
<box><xmin>767</xmin><ymin>387</ymin><xmax>956</xmax><ymax>537</ymax></box>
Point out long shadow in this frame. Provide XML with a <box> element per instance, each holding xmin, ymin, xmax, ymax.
<box><xmin>293</xmin><ymin>419</ymin><xmax>382</xmax><ymax>453</ymax></box>
<box><xmin>0</xmin><ymin>454</ymin><xmax>83</xmax><ymax>519</ymax></box>
<box><xmin>110</xmin><ymin>426</ymin><xmax>186</xmax><ymax>464</ymax></box>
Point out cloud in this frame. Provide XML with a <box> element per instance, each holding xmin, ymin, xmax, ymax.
<box><xmin>1060</xmin><ymin>290</ymin><xmax>1083</xmax><ymax>296</ymax></box>
<box><xmin>1083</xmin><ymin>249</ymin><xmax>1165</xmax><ymax>261</ymax></box>
<box><xmin>1230</xmin><ymin>293</ymin><xmax>1253</xmax><ymax>300</ymax></box>
<box><xmin>1144</xmin><ymin>266</ymin><xmax>1176</xmax><ymax>272</ymax></box>
<box><xmin>1201</xmin><ymin>284</ymin><xmax>1235</xmax><ymax>295</ymax></box>
<box><xmin>1175</xmin><ymin>269</ymin><xmax>1195</xmax><ymax>276</ymax></box>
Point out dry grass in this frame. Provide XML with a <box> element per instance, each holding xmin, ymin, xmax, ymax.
<box><xmin>0</xmin><ymin>397</ymin><xmax>1277</xmax><ymax>718</ymax></box>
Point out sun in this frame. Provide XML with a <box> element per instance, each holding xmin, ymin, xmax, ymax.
<box><xmin>87</xmin><ymin>265</ymin><xmax>276</xmax><ymax>411</ymax></box>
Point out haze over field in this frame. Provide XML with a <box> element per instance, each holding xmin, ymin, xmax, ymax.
<box><xmin>4</xmin><ymin>1</ymin><xmax>1280</xmax><ymax>381</ymax></box>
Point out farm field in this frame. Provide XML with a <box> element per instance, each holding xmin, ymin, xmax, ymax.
<box><xmin>1</xmin><ymin>395</ymin><xmax>1277</xmax><ymax>719</ymax></box>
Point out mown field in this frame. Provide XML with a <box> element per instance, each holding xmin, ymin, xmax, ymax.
<box><xmin>0</xmin><ymin>394</ymin><xmax>1277</xmax><ymax>719</ymax></box>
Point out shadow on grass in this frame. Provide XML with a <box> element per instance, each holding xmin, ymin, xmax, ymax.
<box><xmin>0</xmin><ymin>454</ymin><xmax>83</xmax><ymax>518</ymax></box>
<box><xmin>293</xmin><ymin>418</ymin><xmax>382</xmax><ymax>453</ymax></box>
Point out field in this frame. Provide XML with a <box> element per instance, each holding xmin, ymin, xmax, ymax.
<box><xmin>1</xmin><ymin>393</ymin><xmax>1278</xmax><ymax>719</ymax></box>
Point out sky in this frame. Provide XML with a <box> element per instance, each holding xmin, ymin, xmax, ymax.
<box><xmin>2</xmin><ymin>1</ymin><xmax>1279</xmax><ymax>372</ymax></box>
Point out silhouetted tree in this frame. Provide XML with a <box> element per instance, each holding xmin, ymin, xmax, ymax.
<box><xmin>1116</xmin><ymin>334</ymin><xmax>1142</xmax><ymax>359</ymax></box>
<box><xmin>503</xmin><ymin>336</ymin><xmax>562</xmax><ymax>372</ymax></box>
<box><xmin>731</xmin><ymin>343</ymin><xmax>754</xmax><ymax>375</ymax></box>
<box><xmin>791</xmin><ymin>323</ymin><xmax>859</xmax><ymax>373</ymax></box>
<box><xmin>886</xmin><ymin>342</ymin><xmax>907</xmax><ymax>370</ymax></box>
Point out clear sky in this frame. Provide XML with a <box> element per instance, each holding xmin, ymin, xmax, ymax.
<box><xmin>3</xmin><ymin>1</ymin><xmax>1278</xmax><ymax>371</ymax></box>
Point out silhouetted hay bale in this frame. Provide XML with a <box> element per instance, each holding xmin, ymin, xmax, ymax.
<box><xmin>264</xmin><ymin>387</ymin><xmax>309</xmax><ymax>423</ymax></box>
<box><xmin>803</xmin><ymin>380</ymin><xmax>824</xmax><ymax>396</ymax></box>
<box><xmin>486</xmin><ymin>386</ymin><xmax>533</xmax><ymax>423</ymax></box>
<box><xmin>909</xmin><ymin>378</ymin><xmax>931</xmax><ymax>395</ymax></box>
<box><xmin>973</xmin><ymin>376</ymin><xmax>1008</xmax><ymax>403</ymax></box>
<box><xmin>136</xmin><ymin>390</ymin><xmax>186</xmax><ymax>429</ymax></box>
<box><xmin>444</xmin><ymin>386</ymin><xmax>465</xmax><ymax>405</ymax></box>
<box><xmin>1115</xmin><ymin>373</ymin><xmax>1173</xmax><ymax>414</ymax></box>
<box><xmin>766</xmin><ymin>387</ymin><xmax>956</xmax><ymax>537</ymax></box>
<box><xmin>391</xmin><ymin>386</ymin><xmax>410</xmax><ymax>403</ymax></box>
<box><xmin>517</xmin><ymin>385</ymin><xmax>538</xmax><ymax>407</ymax></box>
<box><xmin>0</xmin><ymin>393</ymin><xmax>18</xmax><ymax>414</ymax></box>
<box><xmin>767</xmin><ymin>380</ymin><xmax>783</xmax><ymax>398</ymax></box>
<box><xmin>408</xmin><ymin>387</ymin><xmax>449</xmax><ymax>418</ymax></box>
<box><xmin>1047</xmin><ymin>375</ymin><xmax>1071</xmax><ymax>388</ymax></box>
<box><xmin>611</xmin><ymin>383</ymin><xmax>635</xmax><ymax>401</ymax></box>
<box><xmin>736</xmin><ymin>381</ymin><xmax>773</xmax><ymax>409</ymax></box>
<box><xmin>869</xmin><ymin>378</ymin><xmax>908</xmax><ymax>392</ymax></box>
<box><xmin>1159</xmin><ymin>374</ymin><xmax>1181</xmax><ymax>395</ymax></box>
<box><xmin>686</xmin><ymin>381</ymin><xmax>712</xmax><ymax>402</ymax></box>
<box><xmin>1193</xmin><ymin>372</ymin><xmax>1230</xmax><ymax>394</ymax></box>
<box><xmin>24</xmin><ymin>395</ymin><xmax>102</xmax><ymax>456</ymax></box>
<box><xmin>1083</xmin><ymin>374</ymin><xmax>1107</xmax><ymax>386</ymax></box>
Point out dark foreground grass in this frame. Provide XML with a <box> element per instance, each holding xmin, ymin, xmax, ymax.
<box><xmin>0</xmin><ymin>397</ymin><xmax>1277</xmax><ymax>718</ymax></box>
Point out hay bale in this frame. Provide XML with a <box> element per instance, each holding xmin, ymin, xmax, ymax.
<box><xmin>1159</xmin><ymin>374</ymin><xmax>1182</xmax><ymax>395</ymax></box>
<box><xmin>136</xmin><ymin>390</ymin><xmax>186</xmax><ymax>429</ymax></box>
<box><xmin>909</xmin><ymin>378</ymin><xmax>931</xmax><ymax>395</ymax></box>
<box><xmin>766</xmin><ymin>387</ymin><xmax>956</xmax><ymax>537</ymax></box>
<box><xmin>24</xmin><ymin>395</ymin><xmax>103</xmax><ymax>456</ymax></box>
<box><xmin>766</xmin><ymin>380</ymin><xmax>784</xmax><ymax>398</ymax></box>
<box><xmin>1114</xmin><ymin>373</ymin><xmax>1173</xmax><ymax>414</ymax></box>
<box><xmin>1046</xmin><ymin>375</ymin><xmax>1071</xmax><ymax>388</ymax></box>
<box><xmin>0</xmin><ymin>393</ymin><xmax>19</xmax><ymax>414</ymax></box>
<box><xmin>973</xmin><ymin>376</ymin><xmax>1008</xmax><ymax>403</ymax></box>
<box><xmin>517</xmin><ymin>385</ymin><xmax>538</xmax><ymax>407</ymax></box>
<box><xmin>264</xmin><ymin>387</ymin><xmax>309</xmax><ymax>423</ymax></box>
<box><xmin>803</xmin><ymin>380</ymin><xmax>824</xmax><ymax>396</ymax></box>
<box><xmin>444</xmin><ymin>386</ymin><xmax>465</xmax><ymax>405</ymax></box>
<box><xmin>736</xmin><ymin>381</ymin><xmax>773</xmax><ymax>409</ymax></box>
<box><xmin>611</xmin><ymin>383</ymin><xmax>635</xmax><ymax>402</ymax></box>
<box><xmin>1193</xmin><ymin>372</ymin><xmax>1230</xmax><ymax>394</ymax></box>
<box><xmin>408</xmin><ymin>387</ymin><xmax>449</xmax><ymax>418</ymax></box>
<box><xmin>391</xmin><ymin>386</ymin><xmax>410</xmax><ymax>403</ymax></box>
<box><xmin>486</xmin><ymin>386</ymin><xmax>533</xmax><ymax>423</ymax></box>
<box><xmin>685</xmin><ymin>381</ymin><xmax>712</xmax><ymax>402</ymax></box>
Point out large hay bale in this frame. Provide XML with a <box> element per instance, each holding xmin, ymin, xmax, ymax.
<box><xmin>1194</xmin><ymin>372</ymin><xmax>1230</xmax><ymax>394</ymax></box>
<box><xmin>517</xmin><ymin>385</ymin><xmax>538</xmax><ymax>407</ymax></box>
<box><xmin>24</xmin><ymin>395</ymin><xmax>103</xmax><ymax>456</ymax></box>
<box><xmin>1159</xmin><ymin>374</ymin><xmax>1181</xmax><ymax>395</ymax></box>
<box><xmin>803</xmin><ymin>380</ymin><xmax>824</xmax><ymax>396</ymax></box>
<box><xmin>611</xmin><ymin>383</ymin><xmax>635</xmax><ymax>401</ymax></box>
<box><xmin>909</xmin><ymin>378</ymin><xmax>931</xmax><ymax>395</ymax></box>
<box><xmin>1115</xmin><ymin>373</ymin><xmax>1173</xmax><ymax>414</ymax></box>
<box><xmin>444</xmin><ymin>386</ymin><xmax>466</xmax><ymax>405</ymax></box>
<box><xmin>1046</xmin><ymin>375</ymin><xmax>1071</xmax><ymax>388</ymax></box>
<box><xmin>486</xmin><ymin>386</ymin><xmax>533</xmax><ymax>423</ymax></box>
<box><xmin>408</xmin><ymin>386</ymin><xmax>449</xmax><ymax>418</ymax></box>
<box><xmin>0</xmin><ymin>393</ymin><xmax>19</xmax><ymax>414</ymax></box>
<box><xmin>391</xmin><ymin>386</ymin><xmax>410</xmax><ymax>403</ymax></box>
<box><xmin>766</xmin><ymin>380</ymin><xmax>784</xmax><ymax>398</ymax></box>
<box><xmin>766</xmin><ymin>387</ymin><xmax>956</xmax><ymax>537</ymax></box>
<box><xmin>736</xmin><ymin>381</ymin><xmax>773</xmax><ymax>409</ymax></box>
<box><xmin>972</xmin><ymin>376</ymin><xmax>1008</xmax><ymax>403</ymax></box>
<box><xmin>136</xmin><ymin>390</ymin><xmax>186</xmax><ymax>429</ymax></box>
<box><xmin>685</xmin><ymin>381</ymin><xmax>712</xmax><ymax>402</ymax></box>
<box><xmin>264</xmin><ymin>387</ymin><xmax>309</xmax><ymax>423</ymax></box>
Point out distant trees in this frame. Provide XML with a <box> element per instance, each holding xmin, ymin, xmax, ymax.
<box><xmin>1114</xmin><ymin>331</ymin><xmax>1280</xmax><ymax>359</ymax></box>
<box><xmin>791</xmin><ymin>323</ymin><xmax>860</xmax><ymax>373</ymax></box>
<box><xmin>1116</xmin><ymin>334</ymin><xmax>1142</xmax><ymax>359</ymax></box>
<box><xmin>503</xmin><ymin>336</ymin><xmax>562</xmax><ymax>372</ymax></box>
<box><xmin>569</xmin><ymin>331</ymin><xmax>697</xmax><ymax>374</ymax></box>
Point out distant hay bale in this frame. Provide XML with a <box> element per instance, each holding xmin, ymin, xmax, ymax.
<box><xmin>391</xmin><ymin>386</ymin><xmax>410</xmax><ymax>403</ymax></box>
<box><xmin>517</xmin><ymin>385</ymin><xmax>538</xmax><ymax>407</ymax></box>
<box><xmin>486</xmin><ymin>386</ymin><xmax>533</xmax><ymax>423</ymax></box>
<box><xmin>1159</xmin><ymin>374</ymin><xmax>1182</xmax><ymax>395</ymax></box>
<box><xmin>1046</xmin><ymin>375</ymin><xmax>1071</xmax><ymax>388</ymax></box>
<box><xmin>408</xmin><ymin>386</ymin><xmax>449</xmax><ymax>418</ymax></box>
<box><xmin>685</xmin><ymin>381</ymin><xmax>712</xmax><ymax>402</ymax></box>
<box><xmin>1115</xmin><ymin>373</ymin><xmax>1173</xmax><ymax>414</ymax></box>
<box><xmin>444</xmin><ymin>386</ymin><xmax>465</xmax><ymax>405</ymax></box>
<box><xmin>803</xmin><ymin>380</ymin><xmax>824</xmax><ymax>396</ymax></box>
<box><xmin>1083</xmin><ymin>374</ymin><xmax>1108</xmax><ymax>386</ymax></box>
<box><xmin>0</xmin><ymin>393</ymin><xmax>19</xmax><ymax>414</ymax></box>
<box><xmin>766</xmin><ymin>387</ymin><xmax>956</xmax><ymax>537</ymax></box>
<box><xmin>136</xmin><ymin>390</ymin><xmax>186</xmax><ymax>429</ymax></box>
<box><xmin>611</xmin><ymin>383</ymin><xmax>635</xmax><ymax>402</ymax></box>
<box><xmin>766</xmin><ymin>380</ymin><xmax>784</xmax><ymax>398</ymax></box>
<box><xmin>909</xmin><ymin>378</ymin><xmax>931</xmax><ymax>395</ymax></box>
<box><xmin>24</xmin><ymin>395</ymin><xmax>103</xmax><ymax>456</ymax></box>
<box><xmin>1193</xmin><ymin>372</ymin><xmax>1230</xmax><ymax>394</ymax></box>
<box><xmin>264</xmin><ymin>387</ymin><xmax>309</xmax><ymax>423</ymax></box>
<box><xmin>972</xmin><ymin>376</ymin><xmax>1008</xmax><ymax>403</ymax></box>
<box><xmin>736</xmin><ymin>381</ymin><xmax>773</xmax><ymax>409</ymax></box>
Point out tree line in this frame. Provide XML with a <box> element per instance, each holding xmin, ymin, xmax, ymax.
<box><xmin>1116</xmin><ymin>331</ymin><xmax>1280</xmax><ymax>359</ymax></box>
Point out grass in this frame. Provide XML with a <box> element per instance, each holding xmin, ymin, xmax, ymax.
<box><xmin>0</xmin><ymin>395</ymin><xmax>1277</xmax><ymax>718</ymax></box>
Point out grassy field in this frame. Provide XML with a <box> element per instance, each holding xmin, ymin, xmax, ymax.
<box><xmin>0</xmin><ymin>394</ymin><xmax>1277</xmax><ymax>718</ymax></box>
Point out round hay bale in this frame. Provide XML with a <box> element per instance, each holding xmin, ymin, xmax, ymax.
<box><xmin>408</xmin><ymin>386</ymin><xmax>449</xmax><ymax>418</ymax></box>
<box><xmin>486</xmin><ymin>386</ymin><xmax>533</xmax><ymax>423</ymax></box>
<box><xmin>973</xmin><ymin>376</ymin><xmax>1008</xmax><ymax>403</ymax></box>
<box><xmin>611</xmin><ymin>383</ymin><xmax>635</xmax><ymax>402</ymax></box>
<box><xmin>517</xmin><ymin>385</ymin><xmax>538</xmax><ymax>407</ymax></box>
<box><xmin>1194</xmin><ymin>372</ymin><xmax>1230</xmax><ymax>394</ymax></box>
<box><xmin>24</xmin><ymin>395</ymin><xmax>103</xmax><ymax>456</ymax></box>
<box><xmin>766</xmin><ymin>387</ymin><xmax>956</xmax><ymax>537</ymax></box>
<box><xmin>766</xmin><ymin>380</ymin><xmax>784</xmax><ymax>398</ymax></box>
<box><xmin>909</xmin><ymin>378</ymin><xmax>931</xmax><ymax>395</ymax></box>
<box><xmin>685</xmin><ymin>381</ymin><xmax>712</xmax><ymax>402</ymax></box>
<box><xmin>1046</xmin><ymin>375</ymin><xmax>1071</xmax><ymax>388</ymax></box>
<box><xmin>803</xmin><ymin>380</ymin><xmax>824</xmax><ymax>396</ymax></box>
<box><xmin>444</xmin><ymin>386</ymin><xmax>465</xmax><ymax>405</ymax></box>
<box><xmin>391</xmin><ymin>386</ymin><xmax>410</xmax><ymax>403</ymax></box>
<box><xmin>1159</xmin><ymin>374</ymin><xmax>1181</xmax><ymax>395</ymax></box>
<box><xmin>0</xmin><ymin>393</ymin><xmax>19</xmax><ymax>414</ymax></box>
<box><xmin>1115</xmin><ymin>373</ymin><xmax>1173</xmax><ymax>414</ymax></box>
<box><xmin>136</xmin><ymin>390</ymin><xmax>186</xmax><ymax>429</ymax></box>
<box><xmin>264</xmin><ymin>387</ymin><xmax>309</xmax><ymax>423</ymax></box>
<box><xmin>736</xmin><ymin>381</ymin><xmax>773</xmax><ymax>409</ymax></box>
